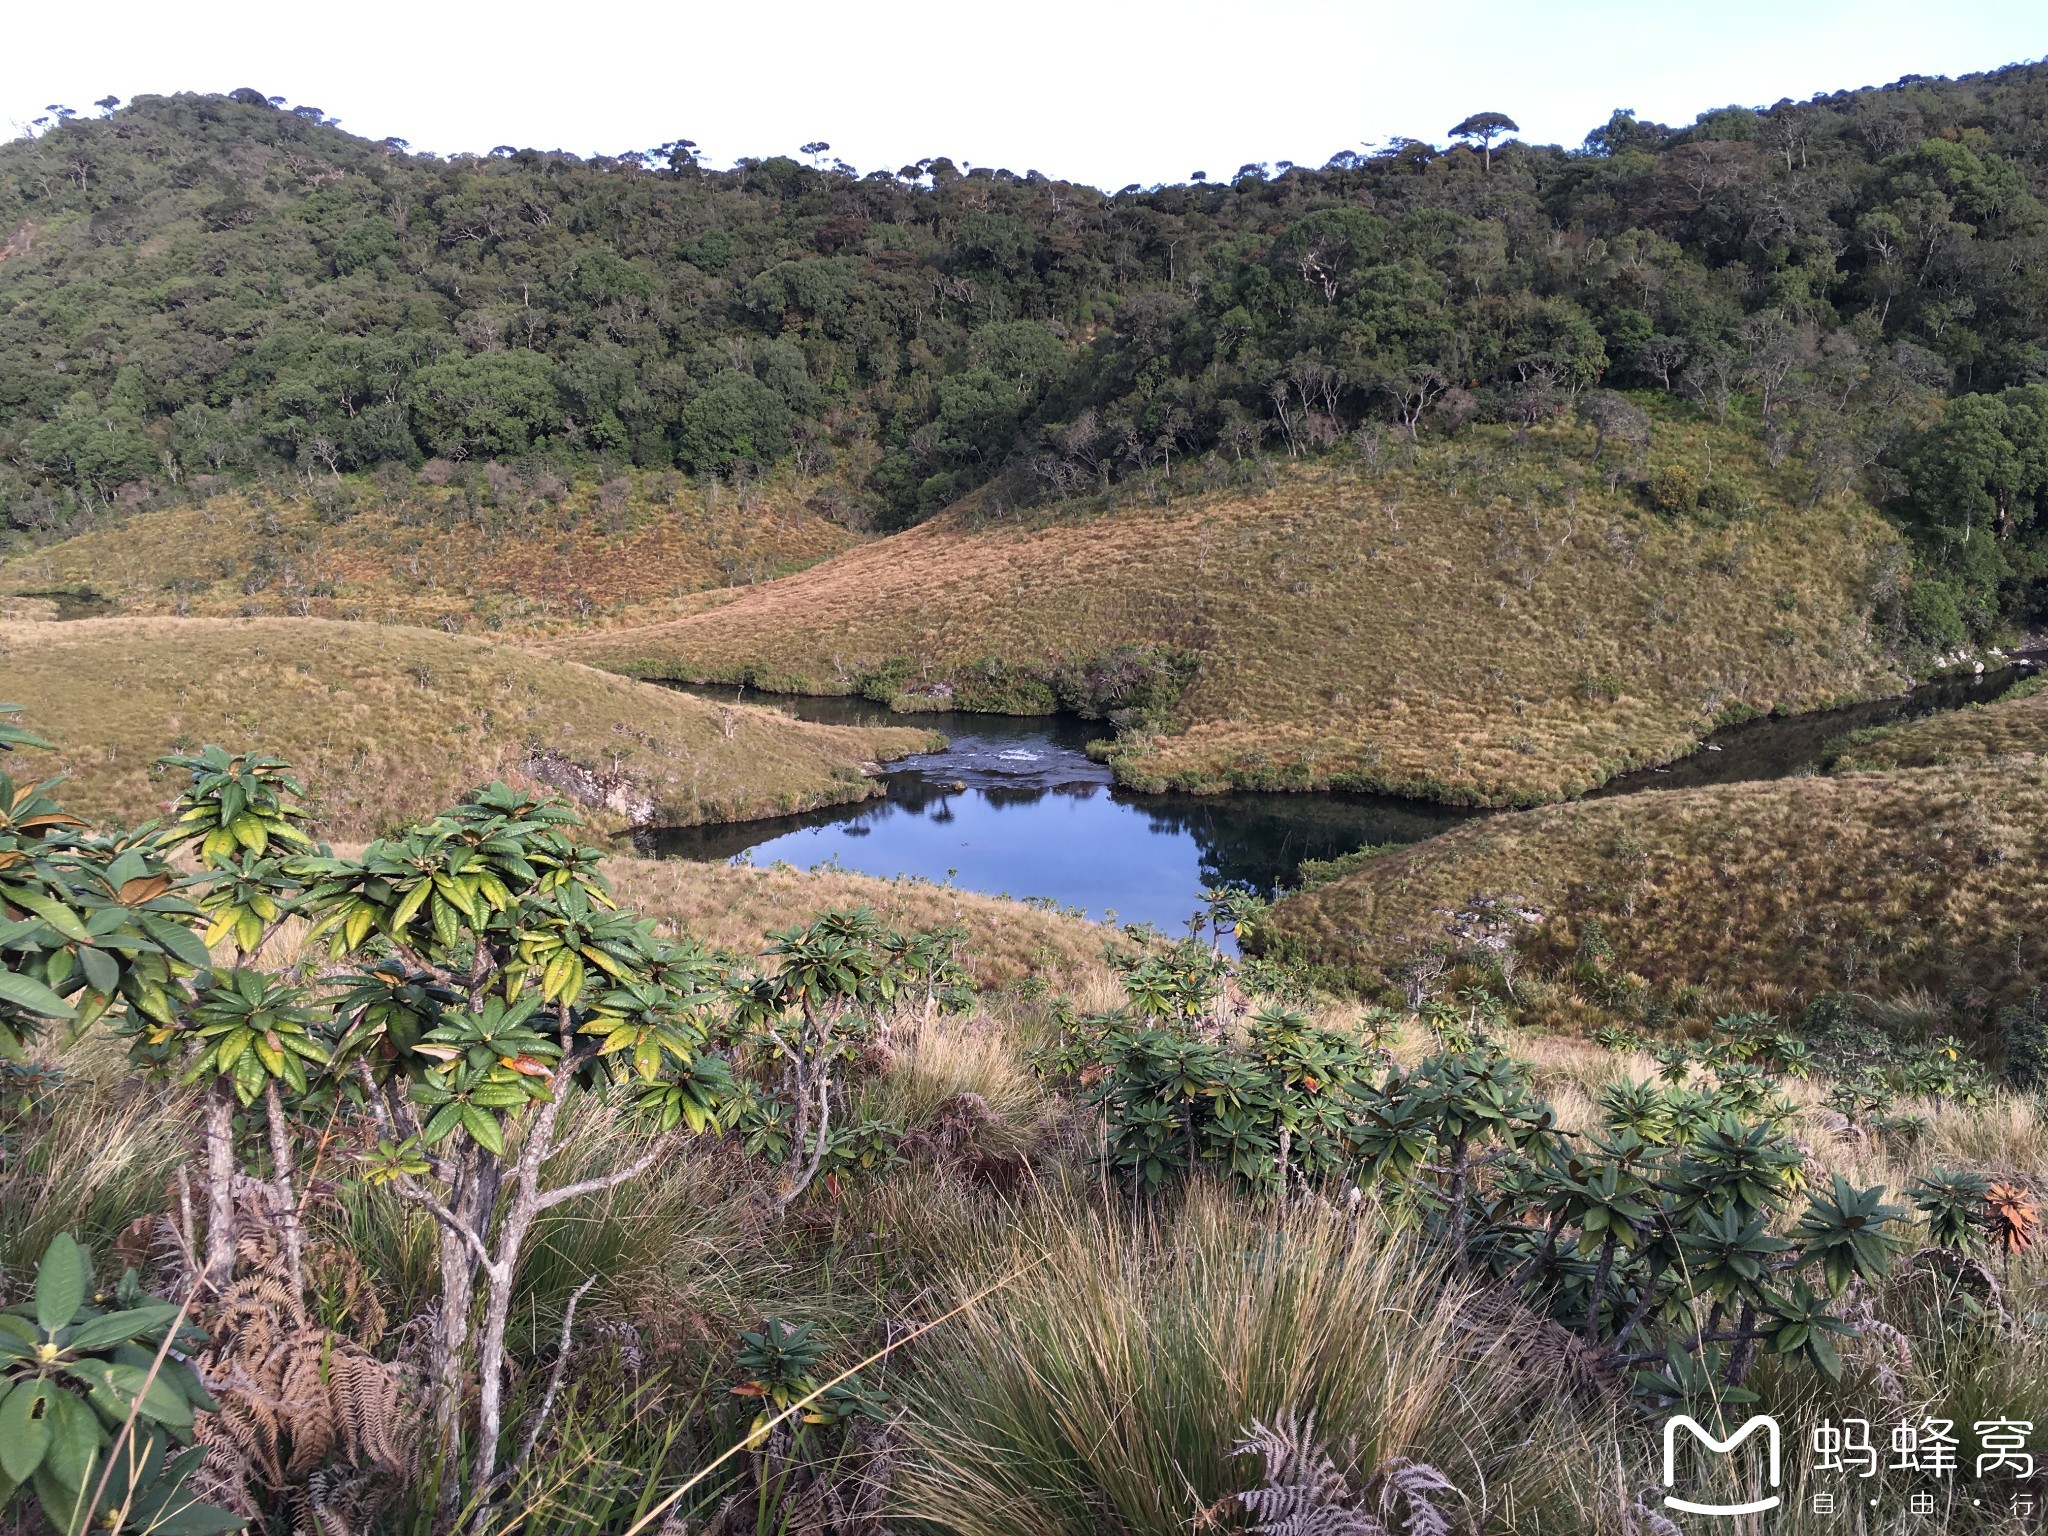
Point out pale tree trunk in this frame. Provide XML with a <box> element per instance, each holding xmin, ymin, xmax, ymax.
<box><xmin>773</xmin><ymin>1069</ymin><xmax>834</xmax><ymax>1217</ymax></box>
<box><xmin>201</xmin><ymin>1082</ymin><xmax>237</xmax><ymax>1290</ymax></box>
<box><xmin>262</xmin><ymin>1080</ymin><xmax>305</xmax><ymax>1297</ymax></box>
<box><xmin>397</xmin><ymin>1039</ymin><xmax>678</xmax><ymax>1517</ymax></box>
<box><xmin>468</xmin><ymin>1091</ymin><xmax>565</xmax><ymax>1498</ymax></box>
<box><xmin>369</xmin><ymin>1065</ymin><xmax>486</xmax><ymax>1508</ymax></box>
<box><xmin>468</xmin><ymin>1072</ymin><xmax>674</xmax><ymax>1503</ymax></box>
<box><xmin>358</xmin><ymin>1062</ymin><xmax>476</xmax><ymax>1503</ymax></box>
<box><xmin>430</xmin><ymin>1145</ymin><xmax>485</xmax><ymax>1520</ymax></box>
<box><xmin>432</xmin><ymin>1222</ymin><xmax>475</xmax><ymax>1501</ymax></box>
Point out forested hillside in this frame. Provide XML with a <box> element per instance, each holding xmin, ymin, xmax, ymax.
<box><xmin>5</xmin><ymin>64</ymin><xmax>2048</xmax><ymax>639</ymax></box>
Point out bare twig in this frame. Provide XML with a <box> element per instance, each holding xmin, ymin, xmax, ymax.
<box><xmin>393</xmin><ymin>1176</ymin><xmax>503</xmax><ymax>1278</ymax></box>
<box><xmin>173</xmin><ymin>1166</ymin><xmax>198</xmax><ymax>1278</ymax></box>
<box><xmin>534</xmin><ymin>1137</ymin><xmax>675</xmax><ymax>1212</ymax></box>
<box><xmin>507</xmin><ymin>1272</ymin><xmax>600</xmax><ymax>1479</ymax></box>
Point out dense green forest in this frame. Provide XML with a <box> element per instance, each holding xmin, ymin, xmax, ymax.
<box><xmin>5</xmin><ymin>64</ymin><xmax>2048</xmax><ymax>636</ymax></box>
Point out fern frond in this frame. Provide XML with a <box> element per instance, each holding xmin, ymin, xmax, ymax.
<box><xmin>1237</xmin><ymin>1410</ymin><xmax>1465</xmax><ymax>1536</ymax></box>
<box><xmin>1366</xmin><ymin>1457</ymin><xmax>1458</xmax><ymax>1536</ymax></box>
<box><xmin>1236</xmin><ymin>1409</ymin><xmax>1384</xmax><ymax>1536</ymax></box>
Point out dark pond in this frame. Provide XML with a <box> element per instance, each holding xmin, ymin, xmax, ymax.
<box><xmin>1589</xmin><ymin>663</ymin><xmax>2031</xmax><ymax>797</ymax></box>
<box><xmin>643</xmin><ymin>663</ymin><xmax>2038</xmax><ymax>939</ymax></box>
<box><xmin>13</xmin><ymin>588</ymin><xmax>116</xmax><ymax>620</ymax></box>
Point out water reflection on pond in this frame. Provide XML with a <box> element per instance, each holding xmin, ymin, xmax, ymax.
<box><xmin>642</xmin><ymin>697</ymin><xmax>1472</xmax><ymax>936</ymax></box>
<box><xmin>643</xmin><ymin>664</ymin><xmax>2036</xmax><ymax>939</ymax></box>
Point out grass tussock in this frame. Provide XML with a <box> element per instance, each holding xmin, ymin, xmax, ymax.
<box><xmin>1263</xmin><ymin>758</ymin><xmax>2048</xmax><ymax>1011</ymax></box>
<box><xmin>0</xmin><ymin>1068</ymin><xmax>189</xmax><ymax>1272</ymax></box>
<box><xmin>551</xmin><ymin>417</ymin><xmax>1907</xmax><ymax>806</ymax></box>
<box><xmin>0</xmin><ymin>617</ymin><xmax>935</xmax><ymax>837</ymax></box>
<box><xmin>1832</xmin><ymin>674</ymin><xmax>2048</xmax><ymax>770</ymax></box>
<box><xmin>0</xmin><ymin>472</ymin><xmax>858</xmax><ymax>633</ymax></box>
<box><xmin>895</xmin><ymin>1186</ymin><xmax>1616</xmax><ymax>1536</ymax></box>
<box><xmin>858</xmin><ymin>1018</ymin><xmax>1052</xmax><ymax>1157</ymax></box>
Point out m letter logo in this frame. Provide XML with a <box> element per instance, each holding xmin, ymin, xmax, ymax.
<box><xmin>1662</xmin><ymin>1414</ymin><xmax>1783</xmax><ymax>1517</ymax></box>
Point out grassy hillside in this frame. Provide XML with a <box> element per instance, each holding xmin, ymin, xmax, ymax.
<box><xmin>604</xmin><ymin>856</ymin><xmax>1120</xmax><ymax>989</ymax></box>
<box><xmin>0</xmin><ymin>617</ymin><xmax>934</xmax><ymax>836</ymax></box>
<box><xmin>1830</xmin><ymin>674</ymin><xmax>2048</xmax><ymax>770</ymax></box>
<box><xmin>1260</xmin><ymin>757</ymin><xmax>2048</xmax><ymax>1019</ymax></box>
<box><xmin>554</xmin><ymin>417</ymin><xmax>1908</xmax><ymax>805</ymax></box>
<box><xmin>0</xmin><ymin>470</ymin><xmax>856</xmax><ymax>632</ymax></box>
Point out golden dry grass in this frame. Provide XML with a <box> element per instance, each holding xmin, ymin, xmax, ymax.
<box><xmin>601</xmin><ymin>854</ymin><xmax>1120</xmax><ymax>988</ymax></box>
<box><xmin>0</xmin><ymin>474</ymin><xmax>856</xmax><ymax>632</ymax></box>
<box><xmin>0</xmin><ymin>617</ymin><xmax>934</xmax><ymax>837</ymax></box>
<box><xmin>1831</xmin><ymin>675</ymin><xmax>2048</xmax><ymax>770</ymax></box>
<box><xmin>895</xmin><ymin>1186</ymin><xmax>1612</xmax><ymax>1536</ymax></box>
<box><xmin>550</xmin><ymin>418</ymin><xmax>1906</xmax><ymax>805</ymax></box>
<box><xmin>874</xmin><ymin>1019</ymin><xmax>1046</xmax><ymax>1127</ymax></box>
<box><xmin>1264</xmin><ymin>758</ymin><xmax>2048</xmax><ymax>1008</ymax></box>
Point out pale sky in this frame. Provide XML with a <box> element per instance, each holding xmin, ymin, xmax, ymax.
<box><xmin>5</xmin><ymin>0</ymin><xmax>2045</xmax><ymax>190</ymax></box>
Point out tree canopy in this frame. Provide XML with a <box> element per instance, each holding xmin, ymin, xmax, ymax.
<box><xmin>5</xmin><ymin>65</ymin><xmax>2048</xmax><ymax>626</ymax></box>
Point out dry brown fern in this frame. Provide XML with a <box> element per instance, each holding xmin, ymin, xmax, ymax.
<box><xmin>1454</xmin><ymin>1289</ymin><xmax>1625</xmax><ymax>1407</ymax></box>
<box><xmin>1233</xmin><ymin>1409</ymin><xmax>1461</xmax><ymax>1536</ymax></box>
<box><xmin>1833</xmin><ymin>1278</ymin><xmax>1914</xmax><ymax>1405</ymax></box>
<box><xmin>114</xmin><ymin>1206</ymin><xmax>193</xmax><ymax>1277</ymax></box>
<box><xmin>189</xmin><ymin>1201</ymin><xmax>413</xmax><ymax>1527</ymax></box>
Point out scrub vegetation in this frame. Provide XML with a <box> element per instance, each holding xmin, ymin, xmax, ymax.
<box><xmin>2</xmin><ymin>723</ymin><xmax>2039</xmax><ymax>1536</ymax></box>
<box><xmin>1830</xmin><ymin>673</ymin><xmax>2048</xmax><ymax>769</ymax></box>
<box><xmin>600</xmin><ymin>855</ymin><xmax>1127</xmax><ymax>990</ymax></box>
<box><xmin>5</xmin><ymin>53</ymin><xmax>2048</xmax><ymax>1536</ymax></box>
<box><xmin>1260</xmin><ymin>756</ymin><xmax>2048</xmax><ymax>1034</ymax></box>
<box><xmin>0</xmin><ymin>473</ymin><xmax>855</xmax><ymax>632</ymax></box>
<box><xmin>9</xmin><ymin>61</ymin><xmax>2048</xmax><ymax>652</ymax></box>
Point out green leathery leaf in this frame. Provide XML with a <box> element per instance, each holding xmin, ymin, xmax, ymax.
<box><xmin>64</xmin><ymin>1303</ymin><xmax>180</xmax><ymax>1352</ymax></box>
<box><xmin>389</xmin><ymin>879</ymin><xmax>432</xmax><ymax>934</ymax></box>
<box><xmin>423</xmin><ymin>1101</ymin><xmax>464</xmax><ymax>1144</ymax></box>
<box><xmin>42</xmin><ymin>1385</ymin><xmax>105</xmax><ymax>1489</ymax></box>
<box><xmin>461</xmin><ymin>1104</ymin><xmax>505</xmax><ymax>1155</ymax></box>
<box><xmin>0</xmin><ymin>969</ymin><xmax>77</xmax><ymax>1020</ymax></box>
<box><xmin>76</xmin><ymin>943</ymin><xmax>118</xmax><ymax>998</ymax></box>
<box><xmin>9</xmin><ymin>890</ymin><xmax>93</xmax><ymax>945</ymax></box>
<box><xmin>35</xmin><ymin>1233</ymin><xmax>86</xmax><ymax>1334</ymax></box>
<box><xmin>0</xmin><ymin>1380</ymin><xmax>52</xmax><ymax>1482</ymax></box>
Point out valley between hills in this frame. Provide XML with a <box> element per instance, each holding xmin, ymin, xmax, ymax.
<box><xmin>4</xmin><ymin>65</ymin><xmax>2046</xmax><ymax>1536</ymax></box>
